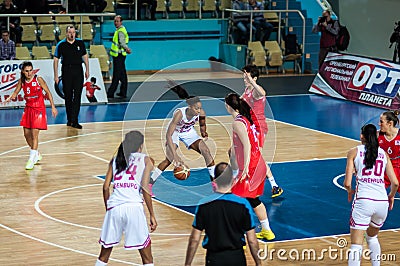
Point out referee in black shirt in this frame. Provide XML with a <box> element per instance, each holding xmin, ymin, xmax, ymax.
<box><xmin>53</xmin><ymin>25</ymin><xmax>89</xmax><ymax>129</ymax></box>
<box><xmin>185</xmin><ymin>162</ymin><xmax>261</xmax><ymax>266</ymax></box>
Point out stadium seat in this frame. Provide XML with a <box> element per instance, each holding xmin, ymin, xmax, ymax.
<box><xmin>264</xmin><ymin>40</ymin><xmax>284</xmax><ymax>73</ymax></box>
<box><xmin>36</xmin><ymin>16</ymin><xmax>54</xmax><ymax>25</ymax></box>
<box><xmin>55</xmin><ymin>16</ymin><xmax>73</xmax><ymax>25</ymax></box>
<box><xmin>247</xmin><ymin>41</ymin><xmax>267</xmax><ymax>71</ymax></box>
<box><xmin>156</xmin><ymin>0</ymin><xmax>168</xmax><ymax>19</ymax></box>
<box><xmin>32</xmin><ymin>46</ymin><xmax>52</xmax><ymax>60</ymax></box>
<box><xmin>168</xmin><ymin>0</ymin><xmax>184</xmax><ymax>18</ymax></box>
<box><xmin>203</xmin><ymin>0</ymin><xmax>218</xmax><ymax>17</ymax></box>
<box><xmin>185</xmin><ymin>0</ymin><xmax>200</xmax><ymax>14</ymax></box>
<box><xmin>20</xmin><ymin>16</ymin><xmax>35</xmax><ymax>25</ymax></box>
<box><xmin>38</xmin><ymin>24</ymin><xmax>57</xmax><ymax>44</ymax></box>
<box><xmin>21</xmin><ymin>25</ymin><xmax>38</xmax><ymax>45</ymax></box>
<box><xmin>16</xmin><ymin>46</ymin><xmax>32</xmax><ymax>60</ymax></box>
<box><xmin>104</xmin><ymin>0</ymin><xmax>115</xmax><ymax>13</ymax></box>
<box><xmin>90</xmin><ymin>44</ymin><xmax>111</xmax><ymax>77</ymax></box>
<box><xmin>77</xmin><ymin>24</ymin><xmax>94</xmax><ymax>42</ymax></box>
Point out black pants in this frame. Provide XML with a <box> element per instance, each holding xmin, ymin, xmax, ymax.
<box><xmin>62</xmin><ymin>65</ymin><xmax>84</xmax><ymax>124</ymax></box>
<box><xmin>318</xmin><ymin>46</ymin><xmax>338</xmax><ymax>70</ymax></box>
<box><xmin>108</xmin><ymin>54</ymin><xmax>128</xmax><ymax>97</ymax></box>
<box><xmin>206</xmin><ymin>249</ymin><xmax>246</xmax><ymax>266</ymax></box>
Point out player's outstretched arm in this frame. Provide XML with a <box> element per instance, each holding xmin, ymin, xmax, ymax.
<box><xmin>2</xmin><ymin>80</ymin><xmax>22</xmax><ymax>105</ymax></box>
<box><xmin>142</xmin><ymin>156</ymin><xmax>157</xmax><ymax>232</ymax></box>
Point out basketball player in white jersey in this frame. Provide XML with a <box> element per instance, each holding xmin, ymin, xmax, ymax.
<box><xmin>149</xmin><ymin>80</ymin><xmax>215</xmax><ymax>192</ymax></box>
<box><xmin>96</xmin><ymin>131</ymin><xmax>157</xmax><ymax>266</ymax></box>
<box><xmin>344</xmin><ymin>124</ymin><xmax>399</xmax><ymax>266</ymax></box>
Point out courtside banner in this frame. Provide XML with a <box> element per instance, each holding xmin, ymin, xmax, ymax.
<box><xmin>0</xmin><ymin>58</ymin><xmax>108</xmax><ymax>108</ymax></box>
<box><xmin>309</xmin><ymin>52</ymin><xmax>400</xmax><ymax>109</ymax></box>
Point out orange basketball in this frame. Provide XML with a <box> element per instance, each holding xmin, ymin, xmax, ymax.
<box><xmin>173</xmin><ymin>165</ymin><xmax>190</xmax><ymax>180</ymax></box>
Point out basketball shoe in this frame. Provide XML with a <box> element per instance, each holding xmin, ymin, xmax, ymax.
<box><xmin>35</xmin><ymin>153</ymin><xmax>42</xmax><ymax>164</ymax></box>
<box><xmin>25</xmin><ymin>159</ymin><xmax>35</xmax><ymax>170</ymax></box>
<box><xmin>271</xmin><ymin>186</ymin><xmax>283</xmax><ymax>198</ymax></box>
<box><xmin>256</xmin><ymin>229</ymin><xmax>275</xmax><ymax>241</ymax></box>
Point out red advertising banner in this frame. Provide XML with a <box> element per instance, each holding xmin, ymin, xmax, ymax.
<box><xmin>309</xmin><ymin>52</ymin><xmax>400</xmax><ymax>109</ymax></box>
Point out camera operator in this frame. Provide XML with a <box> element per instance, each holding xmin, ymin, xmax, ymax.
<box><xmin>389</xmin><ymin>21</ymin><xmax>400</xmax><ymax>63</ymax></box>
<box><xmin>312</xmin><ymin>10</ymin><xmax>339</xmax><ymax>69</ymax></box>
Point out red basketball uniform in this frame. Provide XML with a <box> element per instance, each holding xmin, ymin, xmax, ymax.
<box><xmin>378</xmin><ymin>130</ymin><xmax>400</xmax><ymax>191</ymax></box>
<box><xmin>242</xmin><ymin>87</ymin><xmax>268</xmax><ymax>146</ymax></box>
<box><xmin>231</xmin><ymin>115</ymin><xmax>267</xmax><ymax>198</ymax></box>
<box><xmin>20</xmin><ymin>76</ymin><xmax>47</xmax><ymax>130</ymax></box>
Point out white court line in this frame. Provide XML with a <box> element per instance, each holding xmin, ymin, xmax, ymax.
<box><xmin>0</xmin><ymin>223</ymin><xmax>139</xmax><ymax>265</ymax></box>
<box><xmin>333</xmin><ymin>174</ymin><xmax>400</xmax><ymax>200</ymax></box>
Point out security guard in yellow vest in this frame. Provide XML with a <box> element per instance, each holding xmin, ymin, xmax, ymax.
<box><xmin>107</xmin><ymin>15</ymin><xmax>131</xmax><ymax>99</ymax></box>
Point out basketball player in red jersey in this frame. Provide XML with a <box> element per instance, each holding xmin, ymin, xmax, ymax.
<box><xmin>225</xmin><ymin>93</ymin><xmax>275</xmax><ymax>241</ymax></box>
<box><xmin>242</xmin><ymin>65</ymin><xmax>283</xmax><ymax>198</ymax></box>
<box><xmin>3</xmin><ymin>61</ymin><xmax>58</xmax><ymax>170</ymax></box>
<box><xmin>378</xmin><ymin>110</ymin><xmax>400</xmax><ymax>192</ymax></box>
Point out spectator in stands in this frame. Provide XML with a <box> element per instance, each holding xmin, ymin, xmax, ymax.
<box><xmin>107</xmin><ymin>15</ymin><xmax>131</xmax><ymax>99</ymax></box>
<box><xmin>232</xmin><ymin>0</ymin><xmax>255</xmax><ymax>44</ymax></box>
<box><xmin>0</xmin><ymin>30</ymin><xmax>15</xmax><ymax>60</ymax></box>
<box><xmin>247</xmin><ymin>0</ymin><xmax>273</xmax><ymax>43</ymax></box>
<box><xmin>312</xmin><ymin>9</ymin><xmax>339</xmax><ymax>69</ymax></box>
<box><xmin>137</xmin><ymin>0</ymin><xmax>157</xmax><ymax>20</ymax></box>
<box><xmin>90</xmin><ymin>0</ymin><xmax>107</xmax><ymax>13</ymax></box>
<box><xmin>0</xmin><ymin>0</ymin><xmax>23</xmax><ymax>46</ymax></box>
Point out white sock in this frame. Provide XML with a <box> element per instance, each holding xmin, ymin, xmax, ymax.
<box><xmin>150</xmin><ymin>167</ymin><xmax>162</xmax><ymax>184</ymax></box>
<box><xmin>260</xmin><ymin>219</ymin><xmax>271</xmax><ymax>231</ymax></box>
<box><xmin>268</xmin><ymin>175</ymin><xmax>278</xmax><ymax>187</ymax></box>
<box><xmin>143</xmin><ymin>264</ymin><xmax>154</xmax><ymax>266</ymax></box>
<box><xmin>366</xmin><ymin>235</ymin><xmax>381</xmax><ymax>266</ymax></box>
<box><xmin>95</xmin><ymin>259</ymin><xmax>107</xmax><ymax>266</ymax></box>
<box><xmin>207</xmin><ymin>165</ymin><xmax>216</xmax><ymax>177</ymax></box>
<box><xmin>29</xmin><ymin>149</ymin><xmax>38</xmax><ymax>161</ymax></box>
<box><xmin>348</xmin><ymin>244</ymin><xmax>362</xmax><ymax>266</ymax></box>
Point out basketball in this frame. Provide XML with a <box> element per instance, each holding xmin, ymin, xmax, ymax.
<box><xmin>173</xmin><ymin>165</ymin><xmax>190</xmax><ymax>180</ymax></box>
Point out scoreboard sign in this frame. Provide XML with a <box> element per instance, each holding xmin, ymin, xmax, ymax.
<box><xmin>309</xmin><ymin>52</ymin><xmax>400</xmax><ymax>109</ymax></box>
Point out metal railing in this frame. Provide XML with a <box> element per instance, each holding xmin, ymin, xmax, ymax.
<box><xmin>223</xmin><ymin>8</ymin><xmax>305</xmax><ymax>73</ymax></box>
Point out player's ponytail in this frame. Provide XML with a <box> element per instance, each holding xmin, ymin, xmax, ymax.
<box><xmin>225</xmin><ymin>93</ymin><xmax>254</xmax><ymax>125</ymax></box>
<box><xmin>167</xmin><ymin>79</ymin><xmax>200</xmax><ymax>106</ymax></box>
<box><xmin>114</xmin><ymin>131</ymin><xmax>144</xmax><ymax>174</ymax></box>
<box><xmin>361</xmin><ymin>124</ymin><xmax>379</xmax><ymax>169</ymax></box>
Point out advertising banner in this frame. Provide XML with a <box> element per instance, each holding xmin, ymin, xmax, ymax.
<box><xmin>309</xmin><ymin>52</ymin><xmax>400</xmax><ymax>109</ymax></box>
<box><xmin>0</xmin><ymin>58</ymin><xmax>108</xmax><ymax>108</ymax></box>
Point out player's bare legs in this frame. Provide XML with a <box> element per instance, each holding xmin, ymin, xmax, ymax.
<box><xmin>96</xmin><ymin>246</ymin><xmax>113</xmax><ymax>265</ymax></box>
<box><xmin>254</xmin><ymin>202</ymin><xmax>275</xmax><ymax>241</ymax></box>
<box><xmin>189</xmin><ymin>139</ymin><xmax>215</xmax><ymax>178</ymax></box>
<box><xmin>24</xmin><ymin>127</ymin><xmax>40</xmax><ymax>170</ymax></box>
<box><xmin>261</xmin><ymin>136</ymin><xmax>283</xmax><ymax>198</ymax></box>
<box><xmin>139</xmin><ymin>245</ymin><xmax>154</xmax><ymax>265</ymax></box>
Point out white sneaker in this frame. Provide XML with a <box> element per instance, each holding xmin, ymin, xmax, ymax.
<box><xmin>25</xmin><ymin>159</ymin><xmax>34</xmax><ymax>170</ymax></box>
<box><xmin>36</xmin><ymin>153</ymin><xmax>42</xmax><ymax>164</ymax></box>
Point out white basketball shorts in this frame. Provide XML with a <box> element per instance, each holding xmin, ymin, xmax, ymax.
<box><xmin>350</xmin><ymin>198</ymin><xmax>389</xmax><ymax>230</ymax></box>
<box><xmin>172</xmin><ymin>128</ymin><xmax>201</xmax><ymax>148</ymax></box>
<box><xmin>99</xmin><ymin>203</ymin><xmax>151</xmax><ymax>250</ymax></box>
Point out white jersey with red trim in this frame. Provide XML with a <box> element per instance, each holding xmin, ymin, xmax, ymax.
<box><xmin>354</xmin><ymin>145</ymin><xmax>388</xmax><ymax>201</ymax></box>
<box><xmin>106</xmin><ymin>152</ymin><xmax>146</xmax><ymax>210</ymax></box>
<box><xmin>174</xmin><ymin>107</ymin><xmax>199</xmax><ymax>133</ymax></box>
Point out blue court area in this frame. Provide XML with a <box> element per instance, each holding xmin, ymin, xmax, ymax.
<box><xmin>2</xmin><ymin>94</ymin><xmax>399</xmax><ymax>241</ymax></box>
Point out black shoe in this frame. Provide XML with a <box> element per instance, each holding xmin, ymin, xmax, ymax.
<box><xmin>107</xmin><ymin>94</ymin><xmax>114</xmax><ymax>98</ymax></box>
<box><xmin>71</xmin><ymin>123</ymin><xmax>83</xmax><ymax>129</ymax></box>
<box><xmin>116</xmin><ymin>93</ymin><xmax>127</xmax><ymax>98</ymax></box>
<box><xmin>67</xmin><ymin>121</ymin><xmax>72</xmax><ymax>126</ymax></box>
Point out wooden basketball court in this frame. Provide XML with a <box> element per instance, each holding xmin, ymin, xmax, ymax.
<box><xmin>1</xmin><ymin>95</ymin><xmax>399</xmax><ymax>265</ymax></box>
